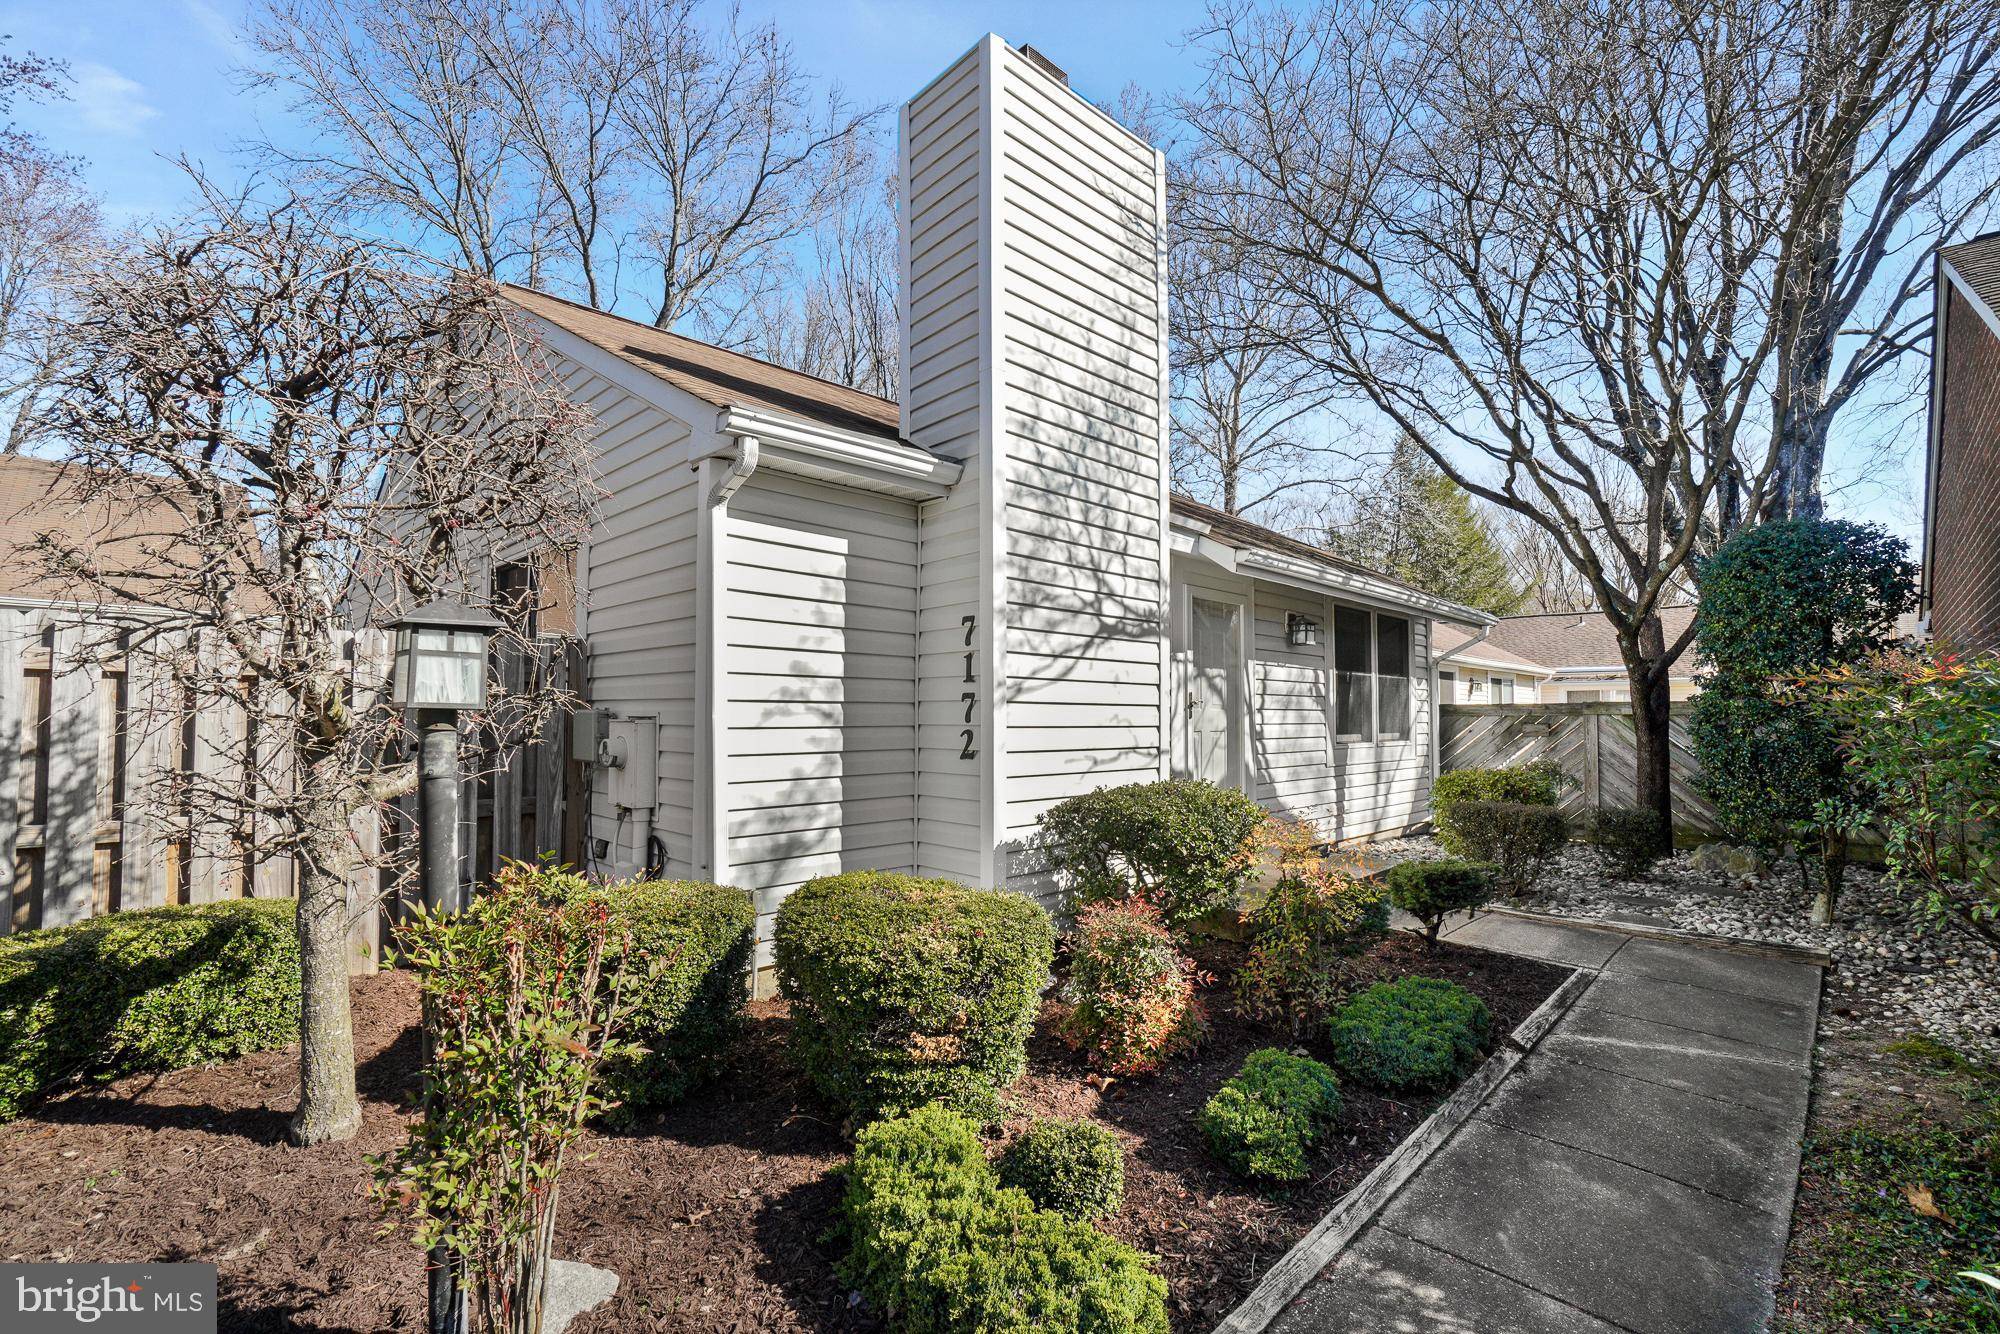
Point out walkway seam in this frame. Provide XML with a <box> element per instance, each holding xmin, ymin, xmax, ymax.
<box><xmin>1211</xmin><ymin>967</ymin><xmax>1597</xmax><ymax>1334</ymax></box>
<box><xmin>1370</xmin><ymin>1222</ymin><xmax>1649</xmax><ymax>1334</ymax></box>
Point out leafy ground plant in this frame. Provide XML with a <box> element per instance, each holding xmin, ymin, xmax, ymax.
<box><xmin>1782</xmin><ymin>1037</ymin><xmax>2000</xmax><ymax>1331</ymax></box>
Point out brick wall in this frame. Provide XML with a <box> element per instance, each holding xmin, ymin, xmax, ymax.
<box><xmin>1932</xmin><ymin>285</ymin><xmax>2000</xmax><ymax>653</ymax></box>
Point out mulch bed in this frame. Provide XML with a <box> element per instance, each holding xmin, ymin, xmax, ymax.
<box><xmin>0</xmin><ymin>935</ymin><xmax>1567</xmax><ymax>1332</ymax></box>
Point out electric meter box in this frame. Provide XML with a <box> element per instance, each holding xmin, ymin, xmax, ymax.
<box><xmin>605</xmin><ymin>716</ymin><xmax>658</xmax><ymax>810</ymax></box>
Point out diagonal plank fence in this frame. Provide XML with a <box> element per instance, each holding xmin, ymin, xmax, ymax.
<box><xmin>1438</xmin><ymin>702</ymin><xmax>1722</xmax><ymax>837</ymax></box>
<box><xmin>0</xmin><ymin>609</ymin><xmax>587</xmax><ymax>972</ymax></box>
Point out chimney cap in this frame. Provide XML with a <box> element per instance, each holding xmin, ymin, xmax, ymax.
<box><xmin>1019</xmin><ymin>44</ymin><xmax>1069</xmax><ymax>86</ymax></box>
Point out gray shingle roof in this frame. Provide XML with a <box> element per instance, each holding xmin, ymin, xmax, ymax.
<box><xmin>1437</xmin><ymin>605</ymin><xmax>1698</xmax><ymax>674</ymax></box>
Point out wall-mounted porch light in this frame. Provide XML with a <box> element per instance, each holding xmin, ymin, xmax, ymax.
<box><xmin>1288</xmin><ymin>612</ymin><xmax>1320</xmax><ymax>647</ymax></box>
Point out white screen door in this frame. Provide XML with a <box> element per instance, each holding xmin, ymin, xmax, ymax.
<box><xmin>1189</xmin><ymin>596</ymin><xmax>1243</xmax><ymax>787</ymax></box>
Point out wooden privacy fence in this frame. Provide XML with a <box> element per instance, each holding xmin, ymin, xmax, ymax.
<box><xmin>0</xmin><ymin>610</ymin><xmax>588</xmax><ymax>971</ymax></box>
<box><xmin>1438</xmin><ymin>702</ymin><xmax>1722</xmax><ymax>837</ymax></box>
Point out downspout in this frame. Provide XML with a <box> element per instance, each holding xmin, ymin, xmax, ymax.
<box><xmin>694</xmin><ymin>431</ymin><xmax>759</xmax><ymax>892</ymax></box>
<box><xmin>708</xmin><ymin>433</ymin><xmax>760</xmax><ymax>506</ymax></box>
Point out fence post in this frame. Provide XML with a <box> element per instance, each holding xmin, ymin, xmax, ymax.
<box><xmin>1584</xmin><ymin>711</ymin><xmax>1601</xmax><ymax>806</ymax></box>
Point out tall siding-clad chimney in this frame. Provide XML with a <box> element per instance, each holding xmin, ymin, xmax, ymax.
<box><xmin>900</xmin><ymin>36</ymin><xmax>1170</xmax><ymax>895</ymax></box>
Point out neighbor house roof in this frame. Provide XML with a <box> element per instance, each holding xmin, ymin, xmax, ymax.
<box><xmin>0</xmin><ymin>454</ymin><xmax>233</xmax><ymax>611</ymax></box>
<box><xmin>500</xmin><ymin>284</ymin><xmax>903</xmax><ymax>442</ymax></box>
<box><xmin>1941</xmin><ymin>230</ymin><xmax>2000</xmax><ymax>321</ymax></box>
<box><xmin>1437</xmin><ymin>605</ymin><xmax>1699</xmax><ymax>676</ymax></box>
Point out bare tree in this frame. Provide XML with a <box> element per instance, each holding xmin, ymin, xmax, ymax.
<box><xmin>249</xmin><ymin>0</ymin><xmax>879</xmax><ymax>341</ymax></box>
<box><xmin>1503</xmin><ymin>513</ymin><xmax>1601</xmax><ymax>614</ymax></box>
<box><xmin>1183</xmin><ymin>0</ymin><xmax>1850</xmax><ymax>829</ymax></box>
<box><xmin>1764</xmin><ymin>0</ymin><xmax>2000</xmax><ymax>518</ymax></box>
<box><xmin>36</xmin><ymin>183</ymin><xmax>595</xmax><ymax>1145</ymax></box>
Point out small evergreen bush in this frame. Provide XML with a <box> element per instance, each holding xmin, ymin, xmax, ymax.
<box><xmin>841</xmin><ymin>1104</ymin><xmax>1168</xmax><ymax>1333</ymax></box>
<box><xmin>1582</xmin><ymin>806</ymin><xmax>1670</xmax><ymax>880</ymax></box>
<box><xmin>773</xmin><ymin>871</ymin><xmax>1053</xmax><ymax>1124</ymax></box>
<box><xmin>0</xmin><ymin>898</ymin><xmax>300</xmax><ymax>1120</ymax></box>
<box><xmin>997</xmin><ymin>1116</ymin><xmax>1126</xmax><ymax>1221</ymax></box>
<box><xmin>598</xmin><ymin>878</ymin><xmax>755</xmax><ymax>1111</ymax></box>
<box><xmin>1058</xmin><ymin>898</ymin><xmax>1205</xmax><ymax>1075</ymax></box>
<box><xmin>1328</xmin><ymin>977</ymin><xmax>1491</xmax><ymax>1091</ymax></box>
<box><xmin>1198</xmin><ymin>1048</ymin><xmax>1344</xmax><ymax>1182</ymax></box>
<box><xmin>1236</xmin><ymin>819</ymin><xmax>1388</xmax><ymax>1031</ymax></box>
<box><xmin>1433</xmin><ymin>761</ymin><xmax>1564</xmax><ymax>854</ymax></box>
<box><xmin>1036</xmin><ymin>779</ymin><xmax>1268</xmax><ymax>930</ymax></box>
<box><xmin>1384</xmin><ymin>859</ymin><xmax>1494</xmax><ymax>945</ymax></box>
<box><xmin>1447</xmin><ymin>800</ymin><xmax>1570</xmax><ymax>896</ymax></box>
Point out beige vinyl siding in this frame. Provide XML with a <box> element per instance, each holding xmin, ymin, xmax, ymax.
<box><xmin>720</xmin><ymin>472</ymin><xmax>920</xmax><ymax>964</ymax></box>
<box><xmin>565</xmin><ymin>360</ymin><xmax>699</xmax><ymax>879</ymax></box>
<box><xmin>904</xmin><ymin>44</ymin><xmax>991</xmax><ymax>883</ymax></box>
<box><xmin>993</xmin><ymin>50</ymin><xmax>1167</xmax><ymax>897</ymax></box>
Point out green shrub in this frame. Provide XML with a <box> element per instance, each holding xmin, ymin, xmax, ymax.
<box><xmin>1198</xmin><ymin>1048</ymin><xmax>1344</xmax><ymax>1183</ymax></box>
<box><xmin>1328</xmin><ymin>977</ymin><xmax>1491</xmax><ymax>1091</ymax></box>
<box><xmin>1058</xmin><ymin>898</ymin><xmax>1205</xmax><ymax>1075</ymax></box>
<box><xmin>841</xmin><ymin>1104</ymin><xmax>1168</xmax><ymax>1333</ymax></box>
<box><xmin>0</xmin><ymin>899</ymin><xmax>300</xmax><ymax>1121</ymax></box>
<box><xmin>773</xmin><ymin>871</ymin><xmax>1053</xmax><ymax>1124</ymax></box>
<box><xmin>1036</xmin><ymin>779</ymin><xmax>1267</xmax><ymax>930</ymax></box>
<box><xmin>1385</xmin><ymin>859</ymin><xmax>1494</xmax><ymax>945</ymax></box>
<box><xmin>1582</xmin><ymin>806</ymin><xmax>1670</xmax><ymax>880</ymax></box>
<box><xmin>997</xmin><ymin>1116</ymin><xmax>1126</xmax><ymax>1222</ymax></box>
<box><xmin>598</xmin><ymin>878</ymin><xmax>754</xmax><ymax>1112</ymax></box>
<box><xmin>1236</xmin><ymin>821</ymin><xmax>1388</xmax><ymax>1031</ymax></box>
<box><xmin>1433</xmin><ymin>761</ymin><xmax>1564</xmax><ymax>854</ymax></box>
<box><xmin>1448</xmin><ymin>800</ymin><xmax>1570</xmax><ymax>895</ymax></box>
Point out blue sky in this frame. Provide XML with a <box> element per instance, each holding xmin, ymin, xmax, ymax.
<box><xmin>4</xmin><ymin>0</ymin><xmax>1930</xmax><ymax>544</ymax></box>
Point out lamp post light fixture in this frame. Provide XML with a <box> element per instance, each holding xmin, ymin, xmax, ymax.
<box><xmin>387</xmin><ymin>598</ymin><xmax>499</xmax><ymax>1334</ymax></box>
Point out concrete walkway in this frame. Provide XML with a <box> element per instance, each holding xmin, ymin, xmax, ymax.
<box><xmin>1259</xmin><ymin>913</ymin><xmax>1822</xmax><ymax>1334</ymax></box>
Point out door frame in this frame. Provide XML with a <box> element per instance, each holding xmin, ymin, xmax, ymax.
<box><xmin>1172</xmin><ymin>578</ymin><xmax>1252</xmax><ymax>792</ymax></box>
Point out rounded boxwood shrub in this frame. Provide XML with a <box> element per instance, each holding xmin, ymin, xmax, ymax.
<box><xmin>598</xmin><ymin>878</ymin><xmax>755</xmax><ymax>1112</ymax></box>
<box><xmin>1384</xmin><ymin>859</ymin><xmax>1494</xmax><ymax>945</ymax></box>
<box><xmin>1198</xmin><ymin>1048</ymin><xmax>1344</xmax><ymax>1183</ymax></box>
<box><xmin>841</xmin><ymin>1104</ymin><xmax>1168</xmax><ymax>1333</ymax></box>
<box><xmin>1581</xmin><ymin>806</ymin><xmax>1670</xmax><ymax>881</ymax></box>
<box><xmin>1433</xmin><ymin>761</ymin><xmax>1564</xmax><ymax>855</ymax></box>
<box><xmin>1036</xmin><ymin>779</ymin><xmax>1267</xmax><ymax>930</ymax></box>
<box><xmin>773</xmin><ymin>871</ymin><xmax>1054</xmax><ymax>1124</ymax></box>
<box><xmin>1058</xmin><ymin>898</ymin><xmax>1205</xmax><ymax>1076</ymax></box>
<box><xmin>998</xmin><ymin>1116</ymin><xmax>1126</xmax><ymax>1221</ymax></box>
<box><xmin>1448</xmin><ymin>800</ymin><xmax>1570</xmax><ymax>896</ymax></box>
<box><xmin>0</xmin><ymin>899</ymin><xmax>300</xmax><ymax>1120</ymax></box>
<box><xmin>1328</xmin><ymin>977</ymin><xmax>1491</xmax><ymax>1091</ymax></box>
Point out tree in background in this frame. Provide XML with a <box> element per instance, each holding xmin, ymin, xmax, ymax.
<box><xmin>1691</xmin><ymin>519</ymin><xmax>1917</xmax><ymax>924</ymax></box>
<box><xmin>249</xmin><ymin>0</ymin><xmax>880</xmax><ymax>348</ymax></box>
<box><xmin>36</xmin><ymin>184</ymin><xmax>595</xmax><ymax>1144</ymax></box>
<box><xmin>1180</xmin><ymin>0</ymin><xmax>2000</xmax><ymax>834</ymax></box>
<box><xmin>1325</xmin><ymin>439</ymin><xmax>1525</xmax><ymax>615</ymax></box>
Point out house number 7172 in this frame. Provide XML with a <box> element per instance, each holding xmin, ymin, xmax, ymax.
<box><xmin>959</xmin><ymin>613</ymin><xmax>979</xmax><ymax>760</ymax></box>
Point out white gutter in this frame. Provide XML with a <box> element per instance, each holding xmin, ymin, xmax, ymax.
<box><xmin>707</xmin><ymin>432</ymin><xmax>759</xmax><ymax>506</ymax></box>
<box><xmin>1231</xmin><ymin>547</ymin><xmax>1495</xmax><ymax>627</ymax></box>
<box><xmin>715</xmin><ymin>405</ymin><xmax>961</xmax><ymax>499</ymax></box>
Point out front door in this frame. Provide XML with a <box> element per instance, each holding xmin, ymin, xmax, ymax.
<box><xmin>1188</xmin><ymin>596</ymin><xmax>1243</xmax><ymax>788</ymax></box>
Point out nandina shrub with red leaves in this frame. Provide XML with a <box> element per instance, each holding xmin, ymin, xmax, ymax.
<box><xmin>1057</xmin><ymin>899</ymin><xmax>1206</xmax><ymax>1075</ymax></box>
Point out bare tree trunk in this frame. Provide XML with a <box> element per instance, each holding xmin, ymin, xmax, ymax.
<box><xmin>289</xmin><ymin>796</ymin><xmax>362</xmax><ymax>1146</ymax></box>
<box><xmin>1627</xmin><ymin>614</ymin><xmax>1675</xmax><ymax>845</ymax></box>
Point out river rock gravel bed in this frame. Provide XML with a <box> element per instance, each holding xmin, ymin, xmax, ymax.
<box><xmin>1361</xmin><ymin>836</ymin><xmax>2000</xmax><ymax>1060</ymax></box>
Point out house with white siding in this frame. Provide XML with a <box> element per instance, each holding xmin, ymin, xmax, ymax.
<box><xmin>493</xmin><ymin>36</ymin><xmax>1492</xmax><ymax>979</ymax></box>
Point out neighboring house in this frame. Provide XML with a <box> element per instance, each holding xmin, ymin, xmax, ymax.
<box><xmin>489</xmin><ymin>35</ymin><xmax>1492</xmax><ymax>977</ymax></box>
<box><xmin>1922</xmin><ymin>229</ymin><xmax>2000</xmax><ymax>652</ymax></box>
<box><xmin>1436</xmin><ymin>606</ymin><xmax>1700</xmax><ymax>704</ymax></box>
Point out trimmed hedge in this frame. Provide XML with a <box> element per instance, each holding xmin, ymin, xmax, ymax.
<box><xmin>598</xmin><ymin>879</ymin><xmax>755</xmax><ymax>1112</ymax></box>
<box><xmin>1058</xmin><ymin>898</ymin><xmax>1205</xmax><ymax>1076</ymax></box>
<box><xmin>1582</xmin><ymin>806</ymin><xmax>1670</xmax><ymax>880</ymax></box>
<box><xmin>841</xmin><ymin>1104</ymin><xmax>1168</xmax><ymax>1333</ymax></box>
<box><xmin>1198</xmin><ymin>1048</ymin><xmax>1344</xmax><ymax>1183</ymax></box>
<box><xmin>998</xmin><ymin>1116</ymin><xmax>1126</xmax><ymax>1222</ymax></box>
<box><xmin>0</xmin><ymin>899</ymin><xmax>300</xmax><ymax>1121</ymax></box>
<box><xmin>1384</xmin><ymin>859</ymin><xmax>1494</xmax><ymax>945</ymax></box>
<box><xmin>773</xmin><ymin>871</ymin><xmax>1054</xmax><ymax>1124</ymax></box>
<box><xmin>1433</xmin><ymin>761</ymin><xmax>1564</xmax><ymax>855</ymax></box>
<box><xmin>1327</xmin><ymin>977</ymin><xmax>1490</xmax><ymax>1091</ymax></box>
<box><xmin>1036</xmin><ymin>779</ymin><xmax>1267</xmax><ymax>930</ymax></box>
<box><xmin>1448</xmin><ymin>800</ymin><xmax>1570</xmax><ymax>896</ymax></box>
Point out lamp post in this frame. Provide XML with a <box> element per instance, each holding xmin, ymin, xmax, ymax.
<box><xmin>389</xmin><ymin>598</ymin><xmax>500</xmax><ymax>1334</ymax></box>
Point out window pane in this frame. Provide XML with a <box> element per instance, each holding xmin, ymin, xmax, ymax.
<box><xmin>1334</xmin><ymin>606</ymin><xmax>1373</xmax><ymax>738</ymax></box>
<box><xmin>1376</xmin><ymin>615</ymin><xmax>1409</xmax><ymax>736</ymax></box>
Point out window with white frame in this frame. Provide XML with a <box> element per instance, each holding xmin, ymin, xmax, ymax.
<box><xmin>1494</xmin><ymin>675</ymin><xmax>1516</xmax><ymax>704</ymax></box>
<box><xmin>1333</xmin><ymin>605</ymin><xmax>1374</xmax><ymax>740</ymax></box>
<box><xmin>1377</xmin><ymin>614</ymin><xmax>1411</xmax><ymax>739</ymax></box>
